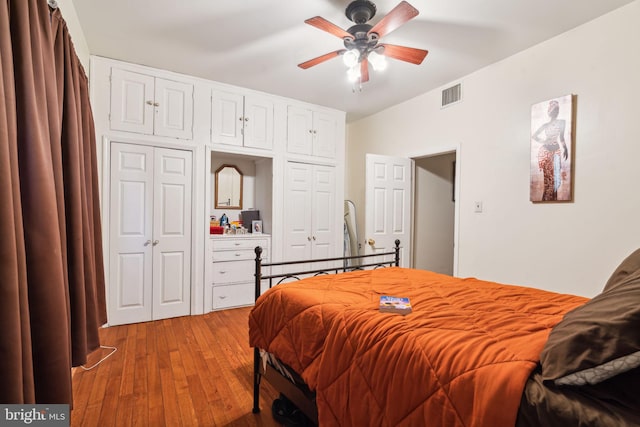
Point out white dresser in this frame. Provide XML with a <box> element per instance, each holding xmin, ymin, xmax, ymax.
<box><xmin>209</xmin><ymin>234</ymin><xmax>270</xmax><ymax>310</ymax></box>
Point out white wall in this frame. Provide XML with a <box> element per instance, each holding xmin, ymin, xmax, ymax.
<box><xmin>346</xmin><ymin>1</ymin><xmax>640</xmax><ymax>297</ymax></box>
<box><xmin>57</xmin><ymin>0</ymin><xmax>90</xmax><ymax>70</ymax></box>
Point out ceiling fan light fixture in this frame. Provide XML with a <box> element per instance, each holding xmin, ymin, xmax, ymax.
<box><xmin>368</xmin><ymin>50</ymin><xmax>387</xmax><ymax>71</ymax></box>
<box><xmin>343</xmin><ymin>49</ymin><xmax>360</xmax><ymax>67</ymax></box>
<box><xmin>347</xmin><ymin>65</ymin><xmax>361</xmax><ymax>82</ymax></box>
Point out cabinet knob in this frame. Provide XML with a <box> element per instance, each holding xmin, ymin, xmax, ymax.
<box><xmin>152</xmin><ymin>240</ymin><xmax>159</xmax><ymax>246</ymax></box>
<box><xmin>244</xmin><ymin>117</ymin><xmax>249</xmax><ymax>122</ymax></box>
<box><xmin>307</xmin><ymin>236</ymin><xmax>312</xmax><ymax>241</ymax></box>
<box><xmin>146</xmin><ymin>100</ymin><xmax>154</xmax><ymax>106</ymax></box>
<box><xmin>312</xmin><ymin>236</ymin><xmax>316</xmax><ymax>241</ymax></box>
<box><xmin>143</xmin><ymin>239</ymin><xmax>152</xmax><ymax>246</ymax></box>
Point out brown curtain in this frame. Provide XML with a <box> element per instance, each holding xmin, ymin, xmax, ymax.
<box><xmin>0</xmin><ymin>0</ymin><xmax>107</xmax><ymax>404</ymax></box>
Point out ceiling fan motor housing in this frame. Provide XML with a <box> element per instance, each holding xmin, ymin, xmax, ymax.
<box><xmin>345</xmin><ymin>0</ymin><xmax>377</xmax><ymax>24</ymax></box>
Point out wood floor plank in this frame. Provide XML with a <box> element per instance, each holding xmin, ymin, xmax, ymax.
<box><xmin>70</xmin><ymin>307</ymin><xmax>281</xmax><ymax>427</ymax></box>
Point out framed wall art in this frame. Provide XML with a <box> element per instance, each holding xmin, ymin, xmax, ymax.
<box><xmin>530</xmin><ymin>94</ymin><xmax>575</xmax><ymax>202</ymax></box>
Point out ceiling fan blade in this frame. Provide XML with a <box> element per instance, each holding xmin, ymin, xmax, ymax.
<box><xmin>305</xmin><ymin>16</ymin><xmax>353</xmax><ymax>39</ymax></box>
<box><xmin>360</xmin><ymin>58</ymin><xmax>370</xmax><ymax>83</ymax></box>
<box><xmin>298</xmin><ymin>50</ymin><xmax>345</xmax><ymax>69</ymax></box>
<box><xmin>368</xmin><ymin>1</ymin><xmax>419</xmax><ymax>38</ymax></box>
<box><xmin>379</xmin><ymin>44</ymin><xmax>428</xmax><ymax>65</ymax></box>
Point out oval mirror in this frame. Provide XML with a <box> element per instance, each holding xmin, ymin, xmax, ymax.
<box><xmin>215</xmin><ymin>164</ymin><xmax>243</xmax><ymax>209</ymax></box>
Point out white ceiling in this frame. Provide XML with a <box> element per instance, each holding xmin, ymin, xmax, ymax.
<box><xmin>71</xmin><ymin>0</ymin><xmax>634</xmax><ymax>122</ymax></box>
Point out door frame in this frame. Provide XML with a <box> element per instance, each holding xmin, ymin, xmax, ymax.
<box><xmin>101</xmin><ymin>135</ymin><xmax>205</xmax><ymax>325</ymax></box>
<box><xmin>408</xmin><ymin>144</ymin><xmax>461</xmax><ymax>276</ymax></box>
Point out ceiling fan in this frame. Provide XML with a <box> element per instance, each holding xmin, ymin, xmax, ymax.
<box><xmin>298</xmin><ymin>0</ymin><xmax>428</xmax><ymax>84</ymax></box>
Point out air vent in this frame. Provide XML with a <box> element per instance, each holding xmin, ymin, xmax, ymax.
<box><xmin>441</xmin><ymin>83</ymin><xmax>462</xmax><ymax>107</ymax></box>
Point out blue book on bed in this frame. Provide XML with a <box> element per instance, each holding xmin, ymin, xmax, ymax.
<box><xmin>379</xmin><ymin>295</ymin><xmax>412</xmax><ymax>315</ymax></box>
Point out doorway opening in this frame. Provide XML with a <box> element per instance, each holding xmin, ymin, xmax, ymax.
<box><xmin>412</xmin><ymin>151</ymin><xmax>457</xmax><ymax>275</ymax></box>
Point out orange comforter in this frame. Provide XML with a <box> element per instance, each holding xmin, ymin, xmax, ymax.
<box><xmin>248</xmin><ymin>267</ymin><xmax>587</xmax><ymax>426</ymax></box>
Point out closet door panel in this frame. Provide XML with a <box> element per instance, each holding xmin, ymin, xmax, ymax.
<box><xmin>109</xmin><ymin>143</ymin><xmax>154</xmax><ymax>325</ymax></box>
<box><xmin>152</xmin><ymin>148</ymin><xmax>193</xmax><ymax>320</ymax></box>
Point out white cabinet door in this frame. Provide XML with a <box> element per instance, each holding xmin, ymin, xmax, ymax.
<box><xmin>283</xmin><ymin>162</ymin><xmax>336</xmax><ymax>262</ymax></box>
<box><xmin>109</xmin><ymin>142</ymin><xmax>193</xmax><ymax>325</ymax></box>
<box><xmin>243</xmin><ymin>94</ymin><xmax>274</xmax><ymax>150</ymax></box>
<box><xmin>286</xmin><ymin>105</ymin><xmax>313</xmax><ymax>156</ymax></box>
<box><xmin>154</xmin><ymin>78</ymin><xmax>194</xmax><ymax>139</ymax></box>
<box><xmin>110</xmin><ymin>68</ymin><xmax>155</xmax><ymax>135</ymax></box>
<box><xmin>110</xmin><ymin>68</ymin><xmax>193</xmax><ymax>139</ymax></box>
<box><xmin>286</xmin><ymin>105</ymin><xmax>337</xmax><ymax>158</ymax></box>
<box><xmin>212</xmin><ymin>91</ymin><xmax>274</xmax><ymax>149</ymax></box>
<box><xmin>312</xmin><ymin>111</ymin><xmax>337</xmax><ymax>158</ymax></box>
<box><xmin>211</xmin><ymin>90</ymin><xmax>243</xmax><ymax>146</ymax></box>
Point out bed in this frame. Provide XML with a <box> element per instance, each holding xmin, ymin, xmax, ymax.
<box><xmin>249</xmin><ymin>242</ymin><xmax>640</xmax><ymax>426</ymax></box>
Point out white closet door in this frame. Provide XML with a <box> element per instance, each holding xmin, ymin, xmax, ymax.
<box><xmin>152</xmin><ymin>148</ymin><xmax>192</xmax><ymax>320</ymax></box>
<box><xmin>109</xmin><ymin>143</ymin><xmax>193</xmax><ymax>325</ymax></box>
<box><xmin>109</xmin><ymin>143</ymin><xmax>154</xmax><ymax>325</ymax></box>
<box><xmin>284</xmin><ymin>162</ymin><xmax>313</xmax><ymax>262</ymax></box>
<box><xmin>310</xmin><ymin>164</ymin><xmax>335</xmax><ymax>260</ymax></box>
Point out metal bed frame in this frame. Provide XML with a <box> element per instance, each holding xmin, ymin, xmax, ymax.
<box><xmin>251</xmin><ymin>240</ymin><xmax>401</xmax><ymax>423</ymax></box>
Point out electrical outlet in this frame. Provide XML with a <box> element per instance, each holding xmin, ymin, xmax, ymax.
<box><xmin>474</xmin><ymin>201</ymin><xmax>483</xmax><ymax>213</ymax></box>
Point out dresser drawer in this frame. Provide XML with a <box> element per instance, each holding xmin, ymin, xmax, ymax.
<box><xmin>212</xmin><ymin>283</ymin><xmax>254</xmax><ymax>310</ymax></box>
<box><xmin>211</xmin><ymin>238</ymin><xmax>268</xmax><ymax>252</ymax></box>
<box><xmin>212</xmin><ymin>248</ymin><xmax>268</xmax><ymax>262</ymax></box>
<box><xmin>212</xmin><ymin>259</ymin><xmax>268</xmax><ymax>284</ymax></box>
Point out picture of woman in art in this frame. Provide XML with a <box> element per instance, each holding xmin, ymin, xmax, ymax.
<box><xmin>530</xmin><ymin>95</ymin><xmax>573</xmax><ymax>202</ymax></box>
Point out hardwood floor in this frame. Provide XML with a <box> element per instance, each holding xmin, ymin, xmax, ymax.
<box><xmin>70</xmin><ymin>307</ymin><xmax>281</xmax><ymax>426</ymax></box>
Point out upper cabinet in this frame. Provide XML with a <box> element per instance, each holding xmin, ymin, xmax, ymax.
<box><xmin>212</xmin><ymin>90</ymin><xmax>274</xmax><ymax>150</ymax></box>
<box><xmin>110</xmin><ymin>68</ymin><xmax>194</xmax><ymax>140</ymax></box>
<box><xmin>287</xmin><ymin>105</ymin><xmax>337</xmax><ymax>159</ymax></box>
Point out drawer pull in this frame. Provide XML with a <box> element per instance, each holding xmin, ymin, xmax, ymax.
<box><xmin>235</xmin><ymin>253</ymin><xmax>242</xmax><ymax>257</ymax></box>
<box><xmin>219</xmin><ymin>295</ymin><xmax>227</xmax><ymax>299</ymax></box>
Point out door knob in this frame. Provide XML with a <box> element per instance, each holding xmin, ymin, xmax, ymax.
<box><xmin>367</xmin><ymin>238</ymin><xmax>375</xmax><ymax>246</ymax></box>
<box><xmin>143</xmin><ymin>239</ymin><xmax>152</xmax><ymax>246</ymax></box>
<box><xmin>152</xmin><ymin>240</ymin><xmax>159</xmax><ymax>246</ymax></box>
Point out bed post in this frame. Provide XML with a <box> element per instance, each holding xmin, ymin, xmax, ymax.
<box><xmin>253</xmin><ymin>246</ymin><xmax>263</xmax><ymax>414</ymax></box>
<box><xmin>394</xmin><ymin>239</ymin><xmax>400</xmax><ymax>267</ymax></box>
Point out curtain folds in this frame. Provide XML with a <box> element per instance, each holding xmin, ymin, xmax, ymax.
<box><xmin>0</xmin><ymin>0</ymin><xmax>106</xmax><ymax>404</ymax></box>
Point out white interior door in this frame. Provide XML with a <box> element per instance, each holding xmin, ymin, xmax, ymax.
<box><xmin>152</xmin><ymin>148</ymin><xmax>192</xmax><ymax>320</ymax></box>
<box><xmin>364</xmin><ymin>153</ymin><xmax>412</xmax><ymax>267</ymax></box>
<box><xmin>109</xmin><ymin>143</ymin><xmax>192</xmax><ymax>325</ymax></box>
<box><xmin>109</xmin><ymin>143</ymin><xmax>154</xmax><ymax>325</ymax></box>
